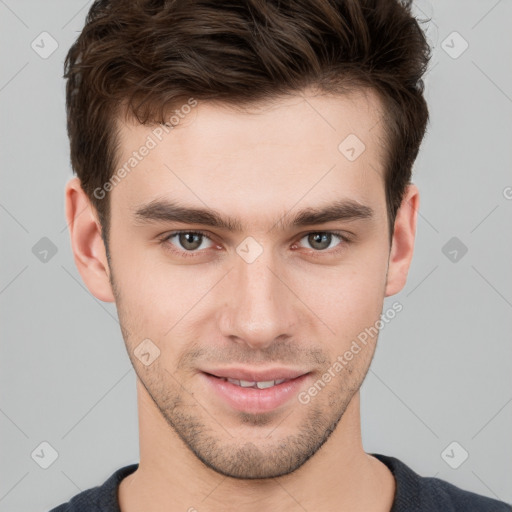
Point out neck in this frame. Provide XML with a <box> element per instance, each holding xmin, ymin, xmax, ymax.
<box><xmin>118</xmin><ymin>380</ymin><xmax>395</xmax><ymax>512</ymax></box>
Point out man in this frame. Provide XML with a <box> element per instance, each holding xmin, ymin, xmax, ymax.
<box><xmin>51</xmin><ymin>0</ymin><xmax>511</xmax><ymax>510</ymax></box>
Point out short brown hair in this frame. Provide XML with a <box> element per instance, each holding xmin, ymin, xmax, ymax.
<box><xmin>64</xmin><ymin>0</ymin><xmax>431</xmax><ymax>254</ymax></box>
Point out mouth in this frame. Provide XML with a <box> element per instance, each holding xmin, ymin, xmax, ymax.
<box><xmin>211</xmin><ymin>376</ymin><xmax>290</xmax><ymax>389</ymax></box>
<box><xmin>200</xmin><ymin>370</ymin><xmax>311</xmax><ymax>413</ymax></box>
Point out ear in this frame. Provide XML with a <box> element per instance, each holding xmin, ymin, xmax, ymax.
<box><xmin>64</xmin><ymin>177</ymin><xmax>115</xmax><ymax>302</ymax></box>
<box><xmin>384</xmin><ymin>183</ymin><xmax>419</xmax><ymax>297</ymax></box>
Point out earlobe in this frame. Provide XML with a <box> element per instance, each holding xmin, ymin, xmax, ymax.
<box><xmin>64</xmin><ymin>177</ymin><xmax>115</xmax><ymax>303</ymax></box>
<box><xmin>384</xmin><ymin>184</ymin><xmax>420</xmax><ymax>297</ymax></box>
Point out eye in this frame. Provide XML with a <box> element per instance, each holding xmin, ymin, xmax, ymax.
<box><xmin>159</xmin><ymin>229</ymin><xmax>351</xmax><ymax>259</ymax></box>
<box><xmin>161</xmin><ymin>230</ymin><xmax>215</xmax><ymax>255</ymax></box>
<box><xmin>296</xmin><ymin>231</ymin><xmax>348</xmax><ymax>252</ymax></box>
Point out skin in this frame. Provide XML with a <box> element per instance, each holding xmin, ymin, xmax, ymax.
<box><xmin>65</xmin><ymin>87</ymin><xmax>419</xmax><ymax>512</ymax></box>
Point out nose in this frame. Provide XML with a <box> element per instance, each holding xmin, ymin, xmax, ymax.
<box><xmin>218</xmin><ymin>249</ymin><xmax>297</xmax><ymax>351</ymax></box>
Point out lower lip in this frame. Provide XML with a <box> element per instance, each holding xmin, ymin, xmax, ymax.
<box><xmin>201</xmin><ymin>372</ymin><xmax>311</xmax><ymax>413</ymax></box>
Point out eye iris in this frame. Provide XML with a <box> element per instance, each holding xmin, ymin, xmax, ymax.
<box><xmin>308</xmin><ymin>233</ymin><xmax>331</xmax><ymax>250</ymax></box>
<box><xmin>179</xmin><ymin>232</ymin><xmax>202</xmax><ymax>250</ymax></box>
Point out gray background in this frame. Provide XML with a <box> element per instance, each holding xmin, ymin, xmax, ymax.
<box><xmin>1</xmin><ymin>1</ymin><xmax>511</xmax><ymax>510</ymax></box>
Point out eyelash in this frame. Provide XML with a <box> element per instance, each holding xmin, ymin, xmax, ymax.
<box><xmin>158</xmin><ymin>230</ymin><xmax>352</xmax><ymax>259</ymax></box>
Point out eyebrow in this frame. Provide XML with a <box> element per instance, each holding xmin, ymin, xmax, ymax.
<box><xmin>132</xmin><ymin>198</ymin><xmax>374</xmax><ymax>232</ymax></box>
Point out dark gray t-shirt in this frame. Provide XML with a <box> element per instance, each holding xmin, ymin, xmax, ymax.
<box><xmin>49</xmin><ymin>453</ymin><xmax>511</xmax><ymax>511</ymax></box>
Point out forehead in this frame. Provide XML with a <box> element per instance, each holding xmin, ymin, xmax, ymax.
<box><xmin>111</xmin><ymin>89</ymin><xmax>388</xmax><ymax>228</ymax></box>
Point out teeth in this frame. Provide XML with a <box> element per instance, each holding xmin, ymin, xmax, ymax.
<box><xmin>256</xmin><ymin>380</ymin><xmax>275</xmax><ymax>389</ymax></box>
<box><xmin>224</xmin><ymin>377</ymin><xmax>288</xmax><ymax>389</ymax></box>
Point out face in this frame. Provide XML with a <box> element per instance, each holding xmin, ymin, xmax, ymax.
<box><xmin>107</xmin><ymin>89</ymin><xmax>393</xmax><ymax>479</ymax></box>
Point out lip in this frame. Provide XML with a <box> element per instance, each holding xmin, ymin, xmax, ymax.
<box><xmin>202</xmin><ymin>367</ymin><xmax>308</xmax><ymax>382</ymax></box>
<box><xmin>200</xmin><ymin>370</ymin><xmax>311</xmax><ymax>414</ymax></box>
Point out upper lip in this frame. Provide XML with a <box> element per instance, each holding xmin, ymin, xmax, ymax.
<box><xmin>202</xmin><ymin>367</ymin><xmax>309</xmax><ymax>382</ymax></box>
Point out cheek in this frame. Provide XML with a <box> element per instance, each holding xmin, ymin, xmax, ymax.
<box><xmin>294</xmin><ymin>252</ymin><xmax>388</xmax><ymax>347</ymax></box>
<box><xmin>113</xmin><ymin>255</ymin><xmax>216</xmax><ymax>361</ymax></box>
<box><xmin>110</xmin><ymin>247</ymin><xmax>173</xmax><ymax>336</ymax></box>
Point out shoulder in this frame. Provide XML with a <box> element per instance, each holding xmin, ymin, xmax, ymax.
<box><xmin>419</xmin><ymin>474</ymin><xmax>512</xmax><ymax>511</ymax></box>
<box><xmin>48</xmin><ymin>463</ymin><xmax>139</xmax><ymax>512</ymax></box>
<box><xmin>371</xmin><ymin>453</ymin><xmax>511</xmax><ymax>512</ymax></box>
